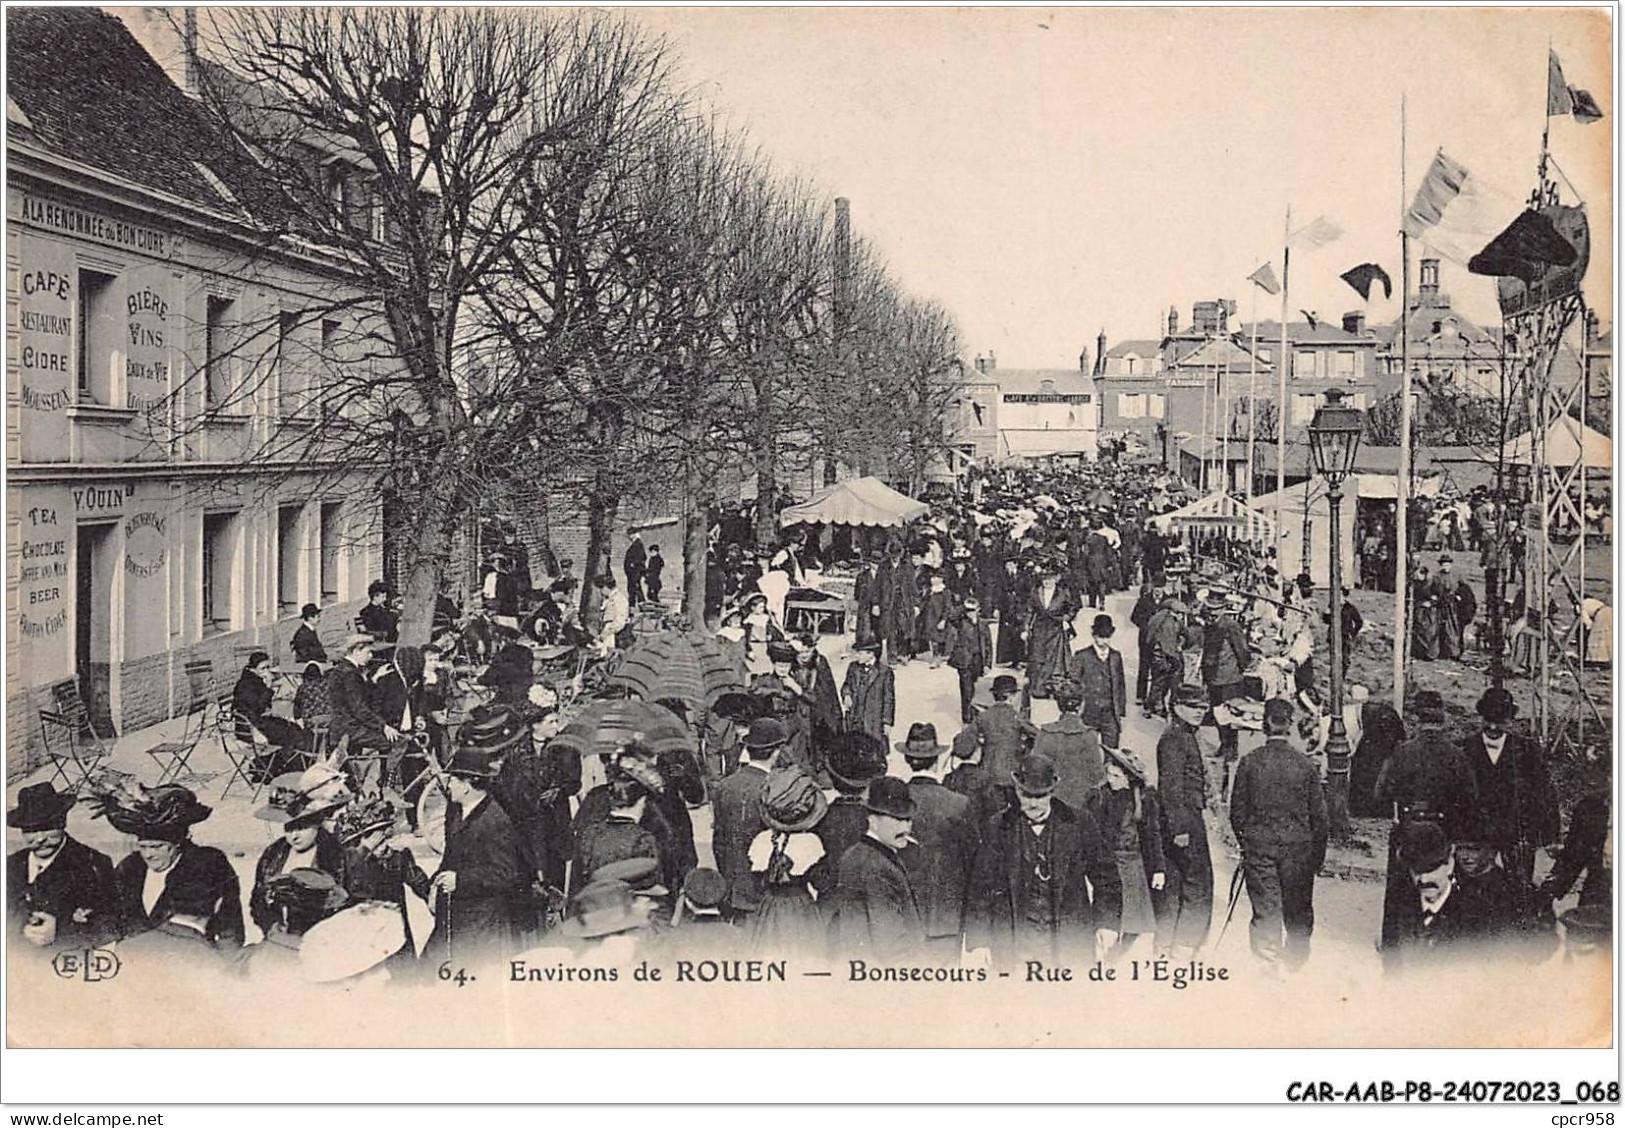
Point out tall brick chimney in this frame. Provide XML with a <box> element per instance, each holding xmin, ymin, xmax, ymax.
<box><xmin>1167</xmin><ymin>306</ymin><xmax>1179</xmax><ymax>336</ymax></box>
<box><xmin>1342</xmin><ymin>311</ymin><xmax>1366</xmax><ymax>335</ymax></box>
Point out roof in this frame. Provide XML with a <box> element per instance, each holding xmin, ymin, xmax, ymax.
<box><xmin>777</xmin><ymin>476</ymin><xmax>928</xmax><ymax>529</ymax></box>
<box><xmin>1370</xmin><ymin>304</ymin><xmax>1496</xmax><ymax>356</ymax></box>
<box><xmin>1105</xmin><ymin>339</ymin><xmax>1162</xmax><ymax>359</ymax></box>
<box><xmin>995</xmin><ymin>369</ymin><xmax>1095</xmax><ymax>396</ymax></box>
<box><xmin>1238</xmin><ymin>320</ymin><xmax>1378</xmax><ymax>347</ymax></box>
<box><xmin>6</xmin><ymin>8</ymin><xmax>252</xmax><ymax>217</ymax></box>
<box><xmin>1254</xmin><ymin>443</ymin><xmax>1489</xmax><ymax>477</ymax></box>
<box><xmin>1167</xmin><ymin>335</ymin><xmax>1273</xmax><ymax>374</ymax></box>
<box><xmin>1176</xmin><ymin>436</ymin><xmax>1254</xmax><ymax>461</ymax></box>
<box><xmin>1504</xmin><ymin>419</ymin><xmax>1613</xmax><ymax>471</ymax></box>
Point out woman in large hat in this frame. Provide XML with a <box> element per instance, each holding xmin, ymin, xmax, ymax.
<box><xmin>421</xmin><ymin>708</ymin><xmax>537</xmax><ymax>970</ymax></box>
<box><xmin>1084</xmin><ymin>745</ymin><xmax>1165</xmax><ymax>959</ymax></box>
<box><xmin>1023</xmin><ymin>553</ymin><xmax>1078</xmax><ymax>701</ymax></box>
<box><xmin>744</xmin><ymin>764</ymin><xmax>830</xmax><ymax>958</ymax></box>
<box><xmin>248</xmin><ymin>772</ymin><xmax>348</xmax><ymax>938</ymax></box>
<box><xmin>334</xmin><ymin>797</ymin><xmax>429</xmax><ymax>963</ymax></box>
<box><xmin>90</xmin><ymin>783</ymin><xmax>245</xmax><ymax>948</ymax></box>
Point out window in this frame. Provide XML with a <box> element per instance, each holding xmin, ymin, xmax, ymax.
<box><xmin>76</xmin><ymin>268</ymin><xmax>118</xmax><ymax>404</ymax></box>
<box><xmin>277</xmin><ymin>505</ymin><xmax>303</xmax><ymax>617</ymax></box>
<box><xmin>276</xmin><ymin>310</ymin><xmax>301</xmax><ymax>416</ymax></box>
<box><xmin>1294</xmin><ymin>349</ymin><xmax>1316</xmax><ymax>379</ymax></box>
<box><xmin>1118</xmin><ymin>393</ymin><xmax>1145</xmax><ymax>419</ymax></box>
<box><xmin>1147</xmin><ymin>393</ymin><xmax>1166</xmax><ymax>418</ymax></box>
<box><xmin>201</xmin><ymin>511</ymin><xmax>238</xmax><ymax>636</ymax></box>
<box><xmin>319</xmin><ymin>318</ymin><xmax>341</xmax><ymax>414</ymax></box>
<box><xmin>1125</xmin><ymin>356</ymin><xmax>1138</xmax><ymax>376</ymax></box>
<box><xmin>319</xmin><ymin>502</ymin><xmax>342</xmax><ymax>604</ymax></box>
<box><xmin>1291</xmin><ymin>393</ymin><xmax>1319</xmax><ymax>425</ymax></box>
<box><xmin>1334</xmin><ymin>350</ymin><xmax>1356</xmax><ymax>379</ymax></box>
<box><xmin>205</xmin><ymin>295</ymin><xmax>235</xmax><ymax>408</ymax></box>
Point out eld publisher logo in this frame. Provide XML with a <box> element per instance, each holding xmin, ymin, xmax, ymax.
<box><xmin>51</xmin><ymin>947</ymin><xmax>120</xmax><ymax>983</ymax></box>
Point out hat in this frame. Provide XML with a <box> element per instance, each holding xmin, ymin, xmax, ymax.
<box><xmin>990</xmin><ymin>674</ymin><xmax>1019</xmax><ymax>698</ymax></box>
<box><xmin>7</xmin><ymin>782</ymin><xmax>74</xmax><ymax>831</ymax></box>
<box><xmin>560</xmin><ymin>880</ymin><xmax>649</xmax><ymax>940</ymax></box>
<box><xmin>864</xmin><ymin>776</ymin><xmax>917</xmax><ymax>820</ymax></box>
<box><xmin>1560</xmin><ymin>903</ymin><xmax>1612</xmax><ymax>946</ymax></box>
<box><xmin>1103</xmin><ymin>744</ymin><xmax>1149</xmax><ymax>784</ymax></box>
<box><xmin>827</xmin><ymin>731</ymin><xmax>889</xmax><ymax>789</ymax></box>
<box><xmin>1091</xmin><ymin>614</ymin><xmax>1115</xmax><ymax>638</ymax></box>
<box><xmin>344</xmin><ymin>633</ymin><xmax>376</xmax><ymax>652</ymax></box>
<box><xmin>742</xmin><ymin>717</ymin><xmax>790</xmax><ymax>752</ymax></box>
<box><xmin>445</xmin><ymin>745</ymin><xmax>504</xmax><ymax>779</ymax></box>
<box><xmin>102</xmin><ymin>785</ymin><xmax>212</xmax><ymax>842</ymax></box>
<box><xmin>1395</xmin><ymin>820</ymin><xmax>1452</xmax><ymax>874</ymax></box>
<box><xmin>1173</xmin><ymin>684</ymin><xmax>1209</xmax><ymax>711</ymax></box>
<box><xmin>1263</xmin><ymin>697</ymin><xmax>1296</xmax><ymax>729</ymax></box>
<box><xmin>950</xmin><ymin>727</ymin><xmax>980</xmax><ymax>761</ymax></box>
<box><xmin>332</xmin><ymin>798</ymin><xmax>397</xmax><ymax>844</ymax></box>
<box><xmin>1412</xmin><ymin>690</ymin><xmax>1446</xmax><ymax>722</ymax></box>
<box><xmin>963</xmin><ymin>597</ymin><xmax>981</xmax><ymax>612</ymax></box>
<box><xmin>264</xmin><ymin>867</ymin><xmax>350</xmax><ymax>920</ymax></box>
<box><xmin>712</xmin><ymin>692</ymin><xmax>761</xmax><ymax>722</ymax></box>
<box><xmin>1011</xmin><ymin>753</ymin><xmax>1059</xmax><ymax>797</ymax></box>
<box><xmin>760</xmin><ymin>765</ymin><xmax>829</xmax><ymax>833</ymax></box>
<box><xmin>591</xmin><ymin>856</ymin><xmax>669</xmax><ymax>898</ymax></box>
<box><xmin>300</xmin><ymin>603</ymin><xmax>322</xmax><ymax>619</ymax></box>
<box><xmin>1050</xmin><ymin>676</ymin><xmax>1083</xmax><ymax>706</ymax></box>
<box><xmin>1477</xmin><ymin>687</ymin><xmax>1519</xmax><ymax>724</ymax></box>
<box><xmin>254</xmin><ymin>780</ymin><xmax>346</xmax><ymax>831</ymax></box>
<box><xmin>852</xmin><ymin>638</ymin><xmax>883</xmax><ymax>655</ymax></box>
<box><xmin>766</xmin><ymin>641</ymin><xmax>797</xmax><ymax>664</ymax></box>
<box><xmin>681</xmin><ymin>868</ymin><xmax>729</xmax><ymax>911</ymax></box>
<box><xmin>457</xmin><ymin>704</ymin><xmax>528</xmax><ymax>758</ymax></box>
<box><xmin>299</xmin><ymin>901</ymin><xmax>408</xmax><ymax>983</ymax></box>
<box><xmin>895</xmin><ymin>721</ymin><xmax>948</xmax><ymax>758</ymax></box>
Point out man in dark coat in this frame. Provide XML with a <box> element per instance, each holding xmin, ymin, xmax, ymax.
<box><xmin>710</xmin><ymin>718</ymin><xmax>782</xmax><ymax>916</ymax></box>
<box><xmin>328</xmin><ymin>635</ymin><xmax>400</xmax><ymax>752</ymax></box>
<box><xmin>290</xmin><ymin>603</ymin><xmax>327</xmax><ymax>665</ymax></box>
<box><xmin>358</xmin><ymin>580</ymin><xmax>399</xmax><ymax>643</ymax></box>
<box><xmin>1032</xmin><ymin>678</ymin><xmax>1104</xmax><ymax>813</ymax></box>
<box><xmin>1082</xmin><ymin>520</ymin><xmax>1115</xmax><ymax>609</ymax></box>
<box><xmin>1542</xmin><ymin>785</ymin><xmax>1611</xmax><ymax>911</ymax></box>
<box><xmin>971</xmin><ymin>674</ymin><xmax>1035</xmax><ymax>785</ymax></box>
<box><xmin>1201</xmin><ymin>598</ymin><xmax>1251</xmax><ymax>765</ymax></box>
<box><xmin>1129</xmin><ymin>583</ymin><xmax>1163</xmax><ymax>709</ymax></box>
<box><xmin>1373</xmin><ymin>690</ymin><xmax>1478</xmax><ymax>953</ymax></box>
<box><xmin>1460</xmin><ymin>688</ymin><xmax>1559</xmax><ymax>894</ymax></box>
<box><xmin>992</xmin><ymin>557</ymin><xmax>1028</xmax><ymax>667</ymax></box>
<box><xmin>644</xmin><ymin>544</ymin><xmax>665</xmax><ymax>605</ymax></box>
<box><xmin>841</xmin><ymin>640</ymin><xmax>895</xmax><ymax>743</ymax></box>
<box><xmin>873</xmin><ymin>544</ymin><xmax>920</xmax><ymax>665</ymax></box>
<box><xmin>232</xmin><ymin>652</ymin><xmax>311</xmax><ymax>760</ymax></box>
<box><xmin>1143</xmin><ymin>595</ymin><xmax>1195</xmax><ymax>718</ymax></box>
<box><xmin>1070</xmin><ymin>614</ymin><xmax>1128</xmax><ymax>749</ymax></box>
<box><xmin>1230</xmin><ymin>699</ymin><xmax>1328</xmax><ymax>972</ymax></box>
<box><xmin>945</xmin><ymin>725</ymin><xmax>1008</xmax><ymax>828</ymax></box>
<box><xmin>852</xmin><ymin>553</ymin><xmax>878</xmax><ymax>649</ymax></box>
<box><xmin>948</xmin><ymin>598</ymin><xmax>993</xmax><ymax>724</ymax></box>
<box><xmin>423</xmin><ymin>734</ymin><xmax>535</xmax><ymax>968</ymax></box>
<box><xmin>828</xmin><ymin>778</ymin><xmax>925</xmax><ymax>960</ymax></box>
<box><xmin>818</xmin><ymin>733</ymin><xmax>888</xmax><ymax>893</ymax></box>
<box><xmin>104</xmin><ymin>787</ymin><xmax>244</xmax><ymax>948</ymax></box>
<box><xmin>623</xmin><ymin>533</ymin><xmax>648</xmax><ymax>605</ymax></box>
<box><xmin>1383</xmin><ymin>821</ymin><xmax>1508</xmax><ymax>974</ymax></box>
<box><xmin>897</xmin><ymin>725</ymin><xmax>979</xmax><ymax>956</ymax></box>
<box><xmin>965</xmin><ymin>753</ymin><xmax>1122</xmax><ymax>966</ymax></box>
<box><xmin>7</xmin><ymin>784</ymin><xmax>116</xmax><ymax>950</ymax></box>
<box><xmin>1154</xmin><ymin>686</ymin><xmax>1213</xmax><ymax>958</ymax></box>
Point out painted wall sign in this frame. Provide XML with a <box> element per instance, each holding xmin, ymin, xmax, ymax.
<box><xmin>17</xmin><ymin>504</ymin><xmax>69</xmax><ymax>639</ymax></box>
<box><xmin>124</xmin><ymin>266</ymin><xmax>171</xmax><ymax>416</ymax></box>
<box><xmin>20</xmin><ymin>194</ymin><xmax>169</xmax><ymax>257</ymax></box>
<box><xmin>72</xmin><ymin>483</ymin><xmax>135</xmax><ymax>515</ymax></box>
<box><xmin>16</xmin><ymin>235</ymin><xmax>75</xmax><ymax>449</ymax></box>
<box><xmin>124</xmin><ymin>510</ymin><xmax>166</xmax><ymax>577</ymax></box>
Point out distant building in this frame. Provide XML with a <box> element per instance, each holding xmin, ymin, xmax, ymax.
<box><xmin>1373</xmin><ymin>258</ymin><xmax>1501</xmax><ymax>397</ymax></box>
<box><xmin>1093</xmin><ymin>327</ymin><xmax>1165</xmax><ymax>448</ymax></box>
<box><xmin>979</xmin><ymin>354</ymin><xmax>1098</xmax><ymax>461</ymax></box>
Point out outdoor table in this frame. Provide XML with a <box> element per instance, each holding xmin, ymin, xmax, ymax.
<box><xmin>784</xmin><ymin>590</ymin><xmax>847</xmax><ymax>635</ymax></box>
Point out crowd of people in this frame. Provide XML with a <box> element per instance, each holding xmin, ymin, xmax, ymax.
<box><xmin>6</xmin><ymin>459</ymin><xmax>1611</xmax><ymax>991</ymax></box>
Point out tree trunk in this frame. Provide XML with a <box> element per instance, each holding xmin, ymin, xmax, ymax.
<box><xmin>753</xmin><ymin>430</ymin><xmax>778</xmax><ymax>549</ymax></box>
<box><xmin>396</xmin><ymin>473</ymin><xmax>461</xmax><ymax>647</ymax></box>
<box><xmin>581</xmin><ymin>479</ymin><xmax>620</xmax><ymax>620</ymax></box>
<box><xmin>682</xmin><ymin>438</ymin><xmax>712</xmax><ymax>627</ymax></box>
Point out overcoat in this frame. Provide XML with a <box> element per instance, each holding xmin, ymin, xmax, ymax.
<box><xmin>827</xmin><ymin>836</ymin><xmax>925</xmax><ymax>960</ymax></box>
<box><xmin>6</xmin><ymin>837</ymin><xmax>117</xmax><ymax>948</ymax></box>
<box><xmin>900</xmin><ymin>778</ymin><xmax>979</xmax><ymax>940</ymax></box>
<box><xmin>113</xmin><ymin>842</ymin><xmax>245</xmax><ymax>948</ymax></box>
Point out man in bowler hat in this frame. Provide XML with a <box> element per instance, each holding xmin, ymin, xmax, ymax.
<box><xmin>897</xmin><ymin>724</ymin><xmax>980</xmax><ymax>957</ymax></box>
<box><xmin>1460</xmin><ymin>687</ymin><xmax>1558</xmax><ymax>898</ymax></box>
<box><xmin>710</xmin><ymin>718</ymin><xmax>785</xmax><ymax>916</ymax></box>
<box><xmin>965</xmin><ymin>753</ymin><xmax>1122</xmax><ymax>966</ymax></box>
<box><xmin>828</xmin><ymin>777</ymin><xmax>925</xmax><ymax>960</ymax></box>
<box><xmin>7</xmin><ymin>783</ymin><xmax>116</xmax><ymax>950</ymax></box>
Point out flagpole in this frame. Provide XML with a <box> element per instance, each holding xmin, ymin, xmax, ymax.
<box><xmin>1246</xmin><ymin>284</ymin><xmax>1259</xmax><ymax>504</ymax></box>
<box><xmin>1276</xmin><ymin>206</ymin><xmax>1291</xmax><ymax>565</ymax></box>
<box><xmin>1220</xmin><ymin>310</ymin><xmax>1231</xmax><ymax>493</ymax></box>
<box><xmin>1393</xmin><ymin>92</ymin><xmax>1412</xmax><ymax>713</ymax></box>
<box><xmin>1199</xmin><ymin>340</ymin><xmax>1210</xmax><ymax>491</ymax></box>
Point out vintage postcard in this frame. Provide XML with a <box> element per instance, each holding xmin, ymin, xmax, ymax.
<box><xmin>3</xmin><ymin>5</ymin><xmax>1614</xmax><ymax>1055</ymax></box>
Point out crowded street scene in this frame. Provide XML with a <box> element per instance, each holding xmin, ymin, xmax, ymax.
<box><xmin>3</xmin><ymin>5</ymin><xmax>1613</xmax><ymax>1066</ymax></box>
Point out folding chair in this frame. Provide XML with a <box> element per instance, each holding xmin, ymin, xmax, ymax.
<box><xmin>305</xmin><ymin>715</ymin><xmax>333</xmax><ymax>766</ymax></box>
<box><xmin>38</xmin><ymin>707</ymin><xmax>109</xmax><ymax>788</ymax></box>
<box><xmin>215</xmin><ymin>691</ymin><xmax>273</xmax><ymax>802</ymax></box>
<box><xmin>145</xmin><ymin>661</ymin><xmax>216</xmax><ymax>785</ymax></box>
<box><xmin>47</xmin><ymin>679</ymin><xmax>112</xmax><ymax>753</ymax></box>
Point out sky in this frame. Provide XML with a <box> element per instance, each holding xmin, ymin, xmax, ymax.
<box><xmin>634</xmin><ymin>6</ymin><xmax>1613</xmax><ymax>369</ymax></box>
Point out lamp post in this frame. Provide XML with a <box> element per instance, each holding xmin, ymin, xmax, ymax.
<box><xmin>1307</xmin><ymin>387</ymin><xmax>1364</xmax><ymax>840</ymax></box>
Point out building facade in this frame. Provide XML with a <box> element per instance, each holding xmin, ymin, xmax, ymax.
<box><xmin>983</xmin><ymin>361</ymin><xmax>1099</xmax><ymax>461</ymax></box>
<box><xmin>6</xmin><ymin>9</ymin><xmax>383</xmax><ymax>771</ymax></box>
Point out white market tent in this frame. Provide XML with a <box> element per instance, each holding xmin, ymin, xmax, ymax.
<box><xmin>1151</xmin><ymin>491</ymin><xmax>1277</xmax><ymax>548</ymax></box>
<box><xmin>1504</xmin><ymin>418</ymin><xmax>1613</xmax><ymax>471</ymax></box>
<box><xmin>1254</xmin><ymin>474</ymin><xmax>1442</xmax><ymax>588</ymax></box>
<box><xmin>778</xmin><ymin>475</ymin><xmax>929</xmax><ymax>529</ymax></box>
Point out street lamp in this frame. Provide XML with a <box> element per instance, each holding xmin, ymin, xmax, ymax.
<box><xmin>1308</xmin><ymin>387</ymin><xmax>1364</xmax><ymax>840</ymax></box>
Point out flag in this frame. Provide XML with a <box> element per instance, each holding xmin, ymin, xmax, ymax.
<box><xmin>1402</xmin><ymin>148</ymin><xmax>1524</xmax><ymax>266</ymax></box>
<box><xmin>1549</xmin><ymin>51</ymin><xmax>1604</xmax><ymax>123</ymax></box>
<box><xmin>1290</xmin><ymin>215</ymin><xmax>1343</xmax><ymax>248</ymax></box>
<box><xmin>1339</xmin><ymin>262</ymin><xmax>1393</xmax><ymax>302</ymax></box>
<box><xmin>1247</xmin><ymin>262</ymin><xmax>1281</xmax><ymax>295</ymax></box>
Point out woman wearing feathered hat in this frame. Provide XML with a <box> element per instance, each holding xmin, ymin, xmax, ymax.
<box><xmin>1084</xmin><ymin>745</ymin><xmax>1165</xmax><ymax>959</ymax></box>
<box><xmin>233</xmin><ymin>868</ymin><xmax>350</xmax><ymax>985</ymax></box>
<box><xmin>248</xmin><ymin>769</ymin><xmax>349</xmax><ymax>938</ymax></box>
<box><xmin>88</xmin><ymin>782</ymin><xmax>244</xmax><ymax>949</ymax></box>
<box><xmin>335</xmin><ymin>797</ymin><xmax>429</xmax><ymax>962</ymax></box>
<box><xmin>744</xmin><ymin>764</ymin><xmax>830</xmax><ymax>958</ymax></box>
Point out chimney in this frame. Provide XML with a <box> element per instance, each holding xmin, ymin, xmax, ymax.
<box><xmin>1418</xmin><ymin>258</ymin><xmax>1440</xmax><ymax>301</ymax></box>
<box><xmin>1192</xmin><ymin>301</ymin><xmax>1220</xmax><ymax>334</ymax></box>
<box><xmin>986</xmin><ymin>349</ymin><xmax>996</xmax><ymax>371</ymax></box>
<box><xmin>1167</xmin><ymin>306</ymin><xmax>1179</xmax><ymax>336</ymax></box>
<box><xmin>1079</xmin><ymin>347</ymin><xmax>1091</xmax><ymax>375</ymax></box>
<box><xmin>1342</xmin><ymin>311</ymin><xmax>1366</xmax><ymax>335</ymax></box>
<box><xmin>974</xmin><ymin>353</ymin><xmax>986</xmax><ymax>374</ymax></box>
<box><xmin>1096</xmin><ymin>329</ymin><xmax>1107</xmax><ymax>372</ymax></box>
